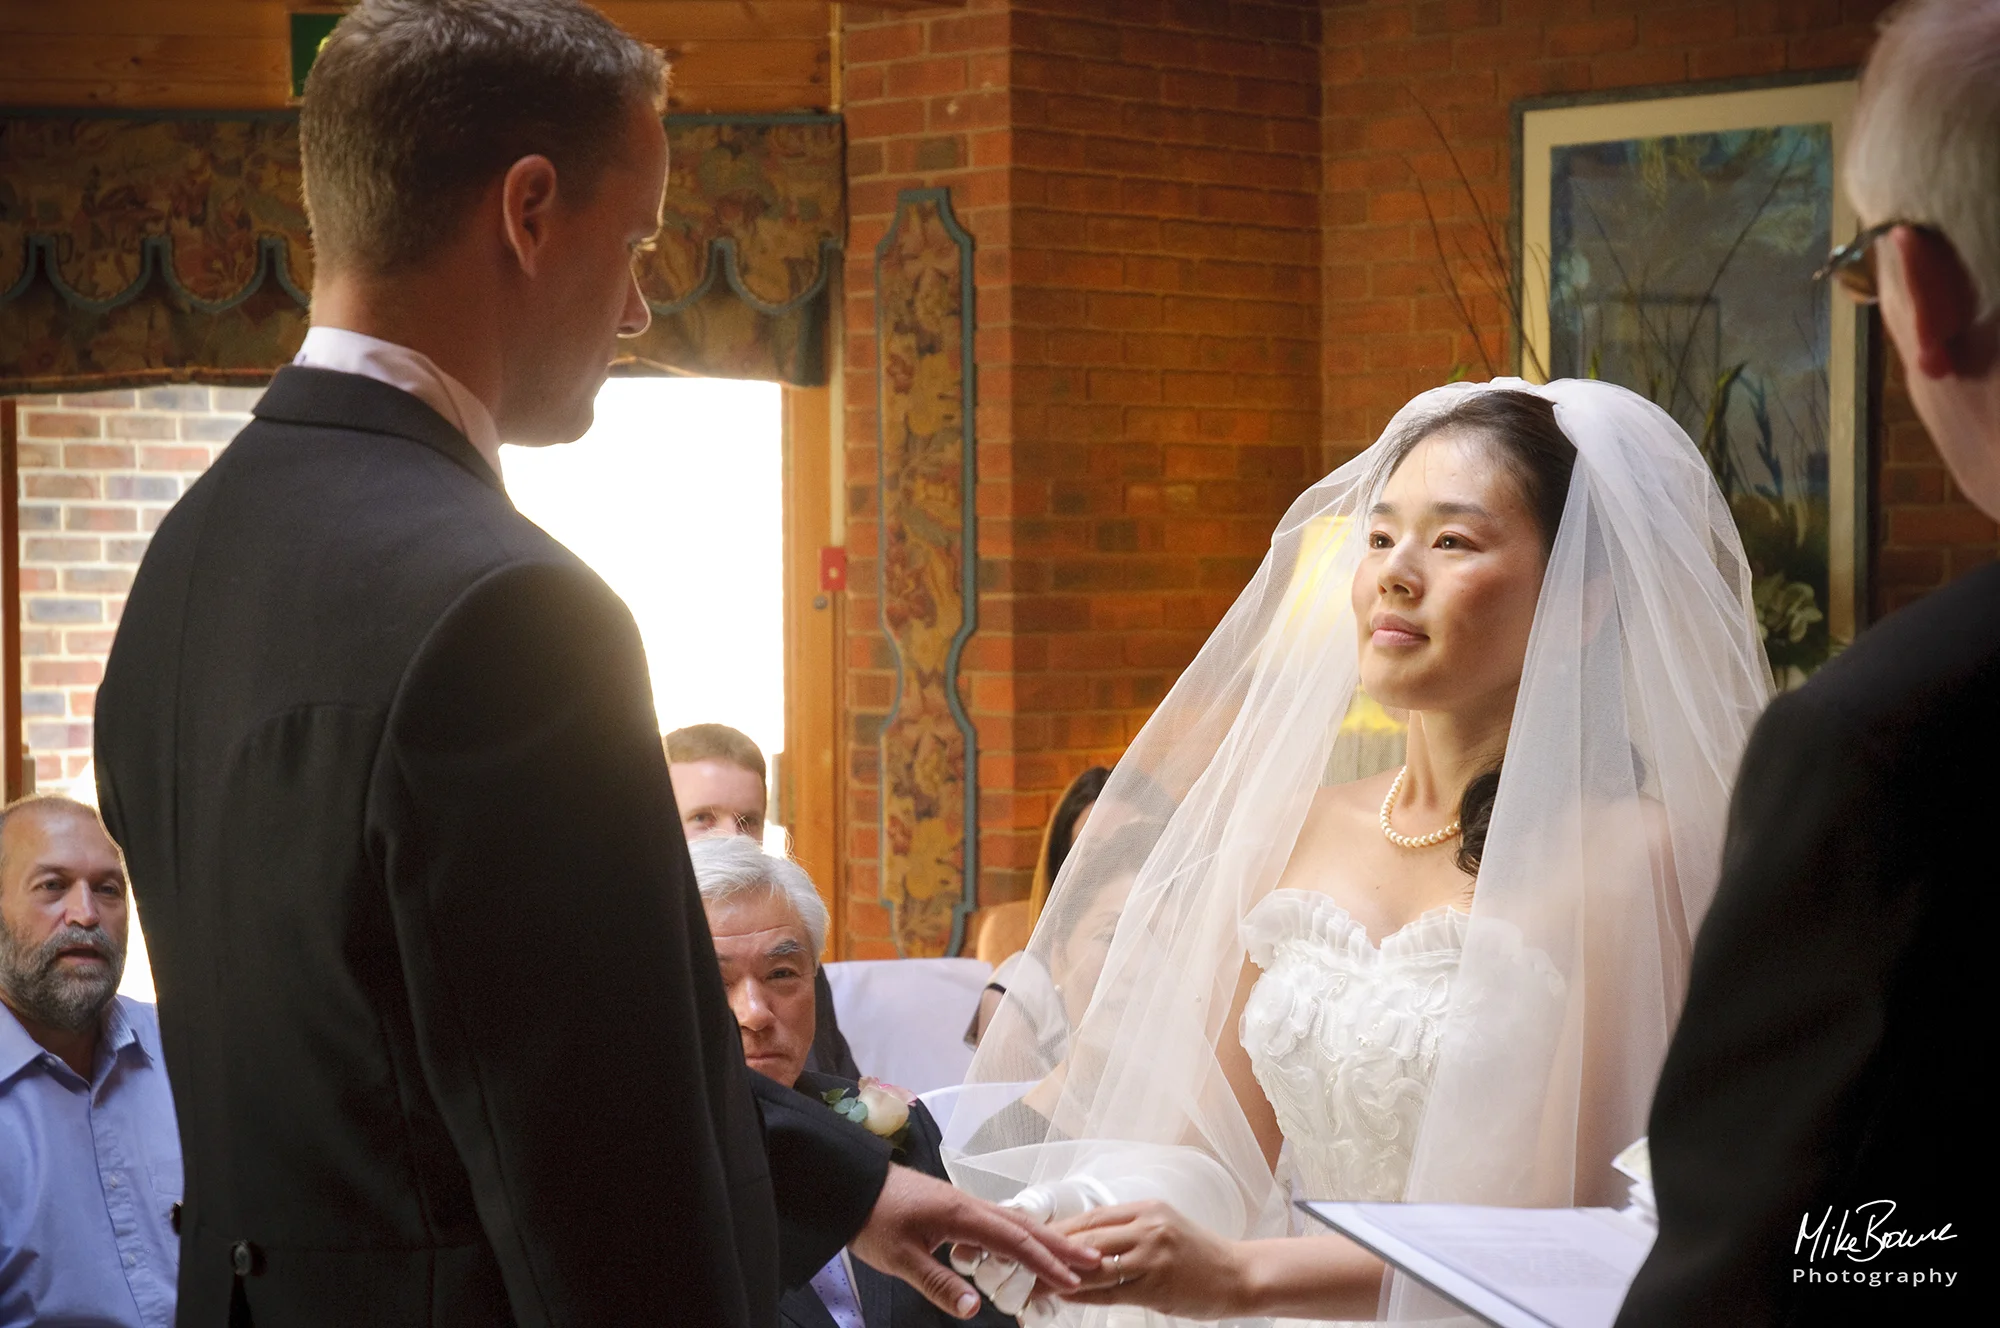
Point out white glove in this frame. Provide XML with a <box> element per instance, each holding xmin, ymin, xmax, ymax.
<box><xmin>1005</xmin><ymin>1175</ymin><xmax>1122</xmax><ymax>1225</ymax></box>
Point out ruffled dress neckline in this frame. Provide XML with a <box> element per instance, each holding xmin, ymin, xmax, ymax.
<box><xmin>1245</xmin><ymin>887</ymin><xmax>1470</xmax><ymax>960</ymax></box>
<box><xmin>1238</xmin><ymin>887</ymin><xmax>1472</xmax><ymax>1213</ymax></box>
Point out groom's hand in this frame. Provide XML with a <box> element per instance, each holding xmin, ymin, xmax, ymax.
<box><xmin>849</xmin><ymin>1164</ymin><xmax>1100</xmax><ymax>1320</ymax></box>
<box><xmin>946</xmin><ymin>1176</ymin><xmax>1116</xmax><ymax>1315</ymax></box>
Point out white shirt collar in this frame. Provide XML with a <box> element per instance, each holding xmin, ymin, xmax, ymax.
<box><xmin>292</xmin><ymin>326</ymin><xmax>504</xmax><ymax>476</ymax></box>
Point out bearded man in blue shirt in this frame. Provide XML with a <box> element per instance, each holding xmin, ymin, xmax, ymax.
<box><xmin>0</xmin><ymin>795</ymin><xmax>181</xmax><ymax>1328</ymax></box>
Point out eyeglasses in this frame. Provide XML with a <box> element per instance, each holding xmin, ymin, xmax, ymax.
<box><xmin>1814</xmin><ymin>220</ymin><xmax>1942</xmax><ymax>304</ymax></box>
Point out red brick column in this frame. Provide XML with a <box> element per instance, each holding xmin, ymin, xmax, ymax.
<box><xmin>998</xmin><ymin>0</ymin><xmax>1321</xmax><ymax>906</ymax></box>
<box><xmin>840</xmin><ymin>0</ymin><xmax>1322</xmax><ymax>956</ymax></box>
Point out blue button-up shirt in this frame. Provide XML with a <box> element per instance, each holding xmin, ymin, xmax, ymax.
<box><xmin>0</xmin><ymin>996</ymin><xmax>181</xmax><ymax>1328</ymax></box>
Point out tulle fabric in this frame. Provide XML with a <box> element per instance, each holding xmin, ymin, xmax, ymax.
<box><xmin>943</xmin><ymin>378</ymin><xmax>1773</xmax><ymax>1325</ymax></box>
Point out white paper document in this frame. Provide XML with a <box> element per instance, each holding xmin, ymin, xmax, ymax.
<box><xmin>1301</xmin><ymin>1202</ymin><xmax>1656</xmax><ymax>1328</ymax></box>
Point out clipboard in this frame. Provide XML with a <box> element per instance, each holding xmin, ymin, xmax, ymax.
<box><xmin>1300</xmin><ymin>1201</ymin><xmax>1654</xmax><ymax>1328</ymax></box>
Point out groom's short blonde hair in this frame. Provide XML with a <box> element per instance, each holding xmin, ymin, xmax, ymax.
<box><xmin>1847</xmin><ymin>0</ymin><xmax>2000</xmax><ymax>318</ymax></box>
<box><xmin>300</xmin><ymin>0</ymin><xmax>666</xmax><ymax>277</ymax></box>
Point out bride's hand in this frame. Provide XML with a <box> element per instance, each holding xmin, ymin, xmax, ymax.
<box><xmin>1049</xmin><ymin>1200</ymin><xmax>1252</xmax><ymax>1319</ymax></box>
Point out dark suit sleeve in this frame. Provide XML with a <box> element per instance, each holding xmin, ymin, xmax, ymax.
<box><xmin>1617</xmin><ymin>688</ymin><xmax>1915</xmax><ymax>1324</ymax></box>
<box><xmin>752</xmin><ymin>1073</ymin><xmax>893</xmax><ymax>1286</ymax></box>
<box><xmin>372</xmin><ymin>561</ymin><xmax>774</xmax><ymax>1326</ymax></box>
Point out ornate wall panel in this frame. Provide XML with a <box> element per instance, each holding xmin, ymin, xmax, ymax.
<box><xmin>0</xmin><ymin>111</ymin><xmax>843</xmax><ymax>392</ymax></box>
<box><xmin>624</xmin><ymin>112</ymin><xmax>843</xmax><ymax>384</ymax></box>
<box><xmin>874</xmin><ymin>187</ymin><xmax>978</xmax><ymax>958</ymax></box>
<box><xmin>0</xmin><ymin>113</ymin><xmax>311</xmax><ymax>392</ymax></box>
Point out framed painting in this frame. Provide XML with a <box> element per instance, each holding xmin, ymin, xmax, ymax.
<box><xmin>1516</xmin><ymin>74</ymin><xmax>1866</xmax><ymax>684</ymax></box>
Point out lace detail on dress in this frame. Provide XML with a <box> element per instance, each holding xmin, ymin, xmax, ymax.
<box><xmin>1240</xmin><ymin>889</ymin><xmax>1469</xmax><ymax>1204</ymax></box>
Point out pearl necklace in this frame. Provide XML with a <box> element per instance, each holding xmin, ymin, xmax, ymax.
<box><xmin>1378</xmin><ymin>766</ymin><xmax>1462</xmax><ymax>850</ymax></box>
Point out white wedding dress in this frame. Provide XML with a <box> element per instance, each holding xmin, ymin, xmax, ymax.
<box><xmin>1234</xmin><ymin>888</ymin><xmax>1472</xmax><ymax>1327</ymax></box>
<box><xmin>1240</xmin><ymin>889</ymin><xmax>1469</xmax><ymax>1210</ymax></box>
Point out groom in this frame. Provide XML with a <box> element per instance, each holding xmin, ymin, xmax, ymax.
<box><xmin>1619</xmin><ymin>0</ymin><xmax>1993</xmax><ymax>1319</ymax></box>
<box><xmin>92</xmin><ymin>1</ymin><xmax>1087</xmax><ymax>1324</ymax></box>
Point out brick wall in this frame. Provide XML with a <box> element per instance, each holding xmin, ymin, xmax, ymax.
<box><xmin>15</xmin><ymin>386</ymin><xmax>237</xmax><ymax>787</ymax></box>
<box><xmin>1875</xmin><ymin>350</ymin><xmax>1998</xmax><ymax>614</ymax></box>
<box><xmin>1318</xmin><ymin>0</ymin><xmax>1997</xmax><ymax>616</ymax></box>
<box><xmin>840</xmin><ymin>0</ymin><xmax>1322</xmax><ymax>956</ymax></box>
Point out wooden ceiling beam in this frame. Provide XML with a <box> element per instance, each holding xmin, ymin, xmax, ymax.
<box><xmin>0</xmin><ymin>0</ymin><xmax>838</xmax><ymax>113</ymax></box>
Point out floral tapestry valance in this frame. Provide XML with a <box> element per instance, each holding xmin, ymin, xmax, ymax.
<box><xmin>0</xmin><ymin>111</ymin><xmax>843</xmax><ymax>393</ymax></box>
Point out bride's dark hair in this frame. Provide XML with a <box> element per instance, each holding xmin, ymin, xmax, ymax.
<box><xmin>1380</xmin><ymin>389</ymin><xmax>1578</xmax><ymax>876</ymax></box>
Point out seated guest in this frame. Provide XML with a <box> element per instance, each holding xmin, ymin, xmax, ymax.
<box><xmin>665</xmin><ymin>722</ymin><xmax>772</xmax><ymax>842</ymax></box>
<box><xmin>690</xmin><ymin>836</ymin><xmax>1015</xmax><ymax>1328</ymax></box>
<box><xmin>1024</xmin><ymin>766</ymin><xmax>1111</xmax><ymax>933</ymax></box>
<box><xmin>667</xmin><ymin>723</ymin><xmax>859</xmax><ymax>1079</ymax></box>
<box><xmin>966</xmin><ymin>765</ymin><xmax>1110</xmax><ymax>1046</ymax></box>
<box><xmin>0</xmin><ymin>797</ymin><xmax>179</xmax><ymax>1328</ymax></box>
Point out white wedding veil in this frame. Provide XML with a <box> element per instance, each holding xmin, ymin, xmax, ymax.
<box><xmin>943</xmin><ymin>378</ymin><xmax>1773</xmax><ymax>1324</ymax></box>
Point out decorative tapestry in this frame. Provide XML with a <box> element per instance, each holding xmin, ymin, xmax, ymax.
<box><xmin>874</xmin><ymin>188</ymin><xmax>978</xmax><ymax>958</ymax></box>
<box><xmin>0</xmin><ymin>111</ymin><xmax>843</xmax><ymax>393</ymax></box>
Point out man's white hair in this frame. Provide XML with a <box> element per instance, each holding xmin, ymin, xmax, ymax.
<box><xmin>1847</xmin><ymin>0</ymin><xmax>2000</xmax><ymax>318</ymax></box>
<box><xmin>688</xmin><ymin>835</ymin><xmax>828</xmax><ymax>959</ymax></box>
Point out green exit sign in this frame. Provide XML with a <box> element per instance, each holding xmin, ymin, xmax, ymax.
<box><xmin>290</xmin><ymin>11</ymin><xmax>345</xmax><ymax>100</ymax></box>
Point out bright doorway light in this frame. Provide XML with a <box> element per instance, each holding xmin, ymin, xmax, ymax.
<box><xmin>109</xmin><ymin>377</ymin><xmax>787</xmax><ymax>1004</ymax></box>
<box><xmin>502</xmin><ymin>376</ymin><xmax>788</xmax><ymax>842</ymax></box>
<box><xmin>502</xmin><ymin>378</ymin><xmax>786</xmax><ymax>756</ymax></box>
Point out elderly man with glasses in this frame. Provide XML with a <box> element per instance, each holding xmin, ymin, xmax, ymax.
<box><xmin>1618</xmin><ymin>1</ymin><xmax>1996</xmax><ymax>1321</ymax></box>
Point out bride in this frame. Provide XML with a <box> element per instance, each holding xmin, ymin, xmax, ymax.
<box><xmin>943</xmin><ymin>379</ymin><xmax>1773</xmax><ymax>1323</ymax></box>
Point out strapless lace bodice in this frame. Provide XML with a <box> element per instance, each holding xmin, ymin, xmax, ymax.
<box><xmin>1240</xmin><ymin>889</ymin><xmax>1469</xmax><ymax>1204</ymax></box>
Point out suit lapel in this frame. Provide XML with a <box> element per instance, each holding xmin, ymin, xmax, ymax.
<box><xmin>853</xmin><ymin>1255</ymin><xmax>897</xmax><ymax>1328</ymax></box>
<box><xmin>792</xmin><ymin>1069</ymin><xmax>848</xmax><ymax>1100</ymax></box>
<box><xmin>779</xmin><ymin>1279</ymin><xmax>843</xmax><ymax>1328</ymax></box>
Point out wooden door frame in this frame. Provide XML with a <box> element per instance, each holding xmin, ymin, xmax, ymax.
<box><xmin>1</xmin><ymin>400</ymin><xmax>21</xmax><ymax>801</ymax></box>
<box><xmin>781</xmin><ymin>382</ymin><xmax>845</xmax><ymax>956</ymax></box>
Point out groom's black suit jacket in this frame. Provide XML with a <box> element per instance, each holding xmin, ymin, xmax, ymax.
<box><xmin>1617</xmin><ymin>562</ymin><xmax>1991</xmax><ymax>1324</ymax></box>
<box><xmin>94</xmin><ymin>367</ymin><xmax>890</xmax><ymax>1327</ymax></box>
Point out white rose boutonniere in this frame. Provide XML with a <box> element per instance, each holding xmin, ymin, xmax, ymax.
<box><xmin>822</xmin><ymin>1077</ymin><xmax>917</xmax><ymax>1156</ymax></box>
